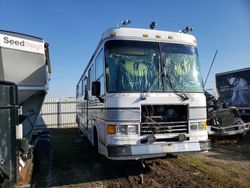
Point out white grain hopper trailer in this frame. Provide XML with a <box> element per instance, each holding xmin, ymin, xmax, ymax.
<box><xmin>0</xmin><ymin>30</ymin><xmax>51</xmax><ymax>187</ymax></box>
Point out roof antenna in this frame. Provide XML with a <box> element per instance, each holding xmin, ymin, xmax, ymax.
<box><xmin>179</xmin><ymin>26</ymin><xmax>193</xmax><ymax>33</ymax></box>
<box><xmin>121</xmin><ymin>19</ymin><xmax>131</xmax><ymax>28</ymax></box>
<box><xmin>172</xmin><ymin>19</ymin><xmax>183</xmax><ymax>28</ymax></box>
<box><xmin>204</xmin><ymin>49</ymin><xmax>219</xmax><ymax>87</ymax></box>
<box><xmin>150</xmin><ymin>21</ymin><xmax>157</xmax><ymax>29</ymax></box>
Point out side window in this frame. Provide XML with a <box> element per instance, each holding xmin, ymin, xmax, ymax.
<box><xmin>90</xmin><ymin>64</ymin><xmax>95</xmax><ymax>86</ymax></box>
<box><xmin>99</xmin><ymin>76</ymin><xmax>104</xmax><ymax>96</ymax></box>
<box><xmin>76</xmin><ymin>85</ymin><xmax>79</xmax><ymax>98</ymax></box>
<box><xmin>87</xmin><ymin>64</ymin><xmax>95</xmax><ymax>100</ymax></box>
<box><xmin>96</xmin><ymin>49</ymin><xmax>104</xmax><ymax>78</ymax></box>
<box><xmin>81</xmin><ymin>79</ymin><xmax>84</xmax><ymax>96</ymax></box>
<box><xmin>78</xmin><ymin>80</ymin><xmax>82</xmax><ymax>97</ymax></box>
<box><xmin>87</xmin><ymin>67</ymin><xmax>91</xmax><ymax>90</ymax></box>
<box><xmin>95</xmin><ymin>49</ymin><xmax>104</xmax><ymax>95</ymax></box>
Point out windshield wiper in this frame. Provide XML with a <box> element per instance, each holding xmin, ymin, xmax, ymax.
<box><xmin>141</xmin><ymin>68</ymin><xmax>189</xmax><ymax>101</ymax></box>
<box><xmin>159</xmin><ymin>43</ymin><xmax>189</xmax><ymax>101</ymax></box>
<box><xmin>141</xmin><ymin>72</ymin><xmax>161</xmax><ymax>100</ymax></box>
<box><xmin>163</xmin><ymin>72</ymin><xmax>189</xmax><ymax>101</ymax></box>
<box><xmin>141</xmin><ymin>43</ymin><xmax>189</xmax><ymax>101</ymax></box>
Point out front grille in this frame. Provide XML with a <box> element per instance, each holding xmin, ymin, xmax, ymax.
<box><xmin>219</xmin><ymin>111</ymin><xmax>237</xmax><ymax>127</ymax></box>
<box><xmin>140</xmin><ymin>105</ymin><xmax>188</xmax><ymax>135</ymax></box>
<box><xmin>213</xmin><ymin>108</ymin><xmax>243</xmax><ymax>127</ymax></box>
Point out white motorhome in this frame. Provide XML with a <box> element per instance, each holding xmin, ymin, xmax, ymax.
<box><xmin>76</xmin><ymin>25</ymin><xmax>210</xmax><ymax>160</ymax></box>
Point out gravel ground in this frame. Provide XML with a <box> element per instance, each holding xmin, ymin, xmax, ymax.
<box><xmin>45</xmin><ymin>128</ymin><xmax>250</xmax><ymax>188</ymax></box>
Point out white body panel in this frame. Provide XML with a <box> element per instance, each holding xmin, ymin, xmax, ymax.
<box><xmin>106</xmin><ymin>93</ymin><xmax>206</xmax><ymax>108</ymax></box>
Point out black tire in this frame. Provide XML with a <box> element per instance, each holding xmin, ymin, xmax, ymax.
<box><xmin>93</xmin><ymin>128</ymin><xmax>98</xmax><ymax>153</ymax></box>
<box><xmin>79</xmin><ymin>128</ymin><xmax>84</xmax><ymax>138</ymax></box>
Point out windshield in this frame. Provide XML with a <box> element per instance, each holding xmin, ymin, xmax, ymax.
<box><xmin>105</xmin><ymin>40</ymin><xmax>203</xmax><ymax>93</ymax></box>
<box><xmin>160</xmin><ymin>43</ymin><xmax>203</xmax><ymax>92</ymax></box>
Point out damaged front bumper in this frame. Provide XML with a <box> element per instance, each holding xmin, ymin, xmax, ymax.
<box><xmin>107</xmin><ymin>140</ymin><xmax>211</xmax><ymax>160</ymax></box>
<box><xmin>208</xmin><ymin>123</ymin><xmax>250</xmax><ymax>136</ymax></box>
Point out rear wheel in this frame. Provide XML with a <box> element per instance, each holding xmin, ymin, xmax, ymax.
<box><xmin>79</xmin><ymin>128</ymin><xmax>84</xmax><ymax>138</ymax></box>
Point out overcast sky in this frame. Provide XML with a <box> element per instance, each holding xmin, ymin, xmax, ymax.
<box><xmin>0</xmin><ymin>0</ymin><xmax>249</xmax><ymax>98</ymax></box>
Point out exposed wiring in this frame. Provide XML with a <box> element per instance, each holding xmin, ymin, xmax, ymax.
<box><xmin>143</xmin><ymin>115</ymin><xmax>161</xmax><ymax>134</ymax></box>
<box><xmin>144</xmin><ymin>106</ymin><xmax>161</xmax><ymax>134</ymax></box>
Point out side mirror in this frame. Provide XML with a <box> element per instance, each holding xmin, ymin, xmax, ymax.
<box><xmin>92</xmin><ymin>81</ymin><xmax>100</xmax><ymax>97</ymax></box>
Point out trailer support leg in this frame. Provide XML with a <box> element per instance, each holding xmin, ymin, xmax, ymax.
<box><xmin>139</xmin><ymin>160</ymin><xmax>145</xmax><ymax>184</ymax></box>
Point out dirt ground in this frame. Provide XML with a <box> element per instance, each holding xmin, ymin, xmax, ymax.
<box><xmin>47</xmin><ymin>128</ymin><xmax>250</xmax><ymax>188</ymax></box>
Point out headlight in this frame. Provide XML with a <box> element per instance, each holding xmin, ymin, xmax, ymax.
<box><xmin>190</xmin><ymin>123</ymin><xmax>198</xmax><ymax>131</ymax></box>
<box><xmin>198</xmin><ymin>121</ymin><xmax>207</xmax><ymax>130</ymax></box>
<box><xmin>127</xmin><ymin>125</ymin><xmax>138</xmax><ymax>134</ymax></box>
<box><xmin>190</xmin><ymin>121</ymin><xmax>206</xmax><ymax>131</ymax></box>
<box><xmin>117</xmin><ymin>126</ymin><xmax>127</xmax><ymax>134</ymax></box>
<box><xmin>116</xmin><ymin>124</ymin><xmax>138</xmax><ymax>135</ymax></box>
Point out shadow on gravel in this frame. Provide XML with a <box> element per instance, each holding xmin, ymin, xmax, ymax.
<box><xmin>48</xmin><ymin>128</ymin><xmax>250</xmax><ymax>187</ymax></box>
<box><xmin>206</xmin><ymin>133</ymin><xmax>250</xmax><ymax>161</ymax></box>
<box><xmin>49</xmin><ymin>128</ymin><xmax>150</xmax><ymax>187</ymax></box>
